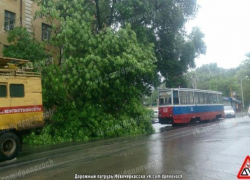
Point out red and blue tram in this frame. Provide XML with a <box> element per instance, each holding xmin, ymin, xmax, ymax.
<box><xmin>158</xmin><ymin>88</ymin><xmax>225</xmax><ymax>125</ymax></box>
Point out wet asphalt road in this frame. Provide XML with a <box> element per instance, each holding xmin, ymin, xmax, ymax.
<box><xmin>0</xmin><ymin>116</ymin><xmax>250</xmax><ymax>180</ymax></box>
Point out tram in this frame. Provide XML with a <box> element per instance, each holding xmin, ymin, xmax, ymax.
<box><xmin>158</xmin><ymin>88</ymin><xmax>224</xmax><ymax>125</ymax></box>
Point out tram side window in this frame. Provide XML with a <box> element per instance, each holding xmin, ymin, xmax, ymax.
<box><xmin>173</xmin><ymin>91</ymin><xmax>179</xmax><ymax>105</ymax></box>
<box><xmin>186</xmin><ymin>91</ymin><xmax>194</xmax><ymax>104</ymax></box>
<box><xmin>186</xmin><ymin>92</ymin><xmax>190</xmax><ymax>104</ymax></box>
<box><xmin>0</xmin><ymin>85</ymin><xmax>7</xmax><ymax>98</ymax></box>
<box><xmin>179</xmin><ymin>91</ymin><xmax>187</xmax><ymax>105</ymax></box>
<box><xmin>10</xmin><ymin>84</ymin><xmax>24</xmax><ymax>98</ymax></box>
<box><xmin>191</xmin><ymin>92</ymin><xmax>194</xmax><ymax>104</ymax></box>
<box><xmin>213</xmin><ymin>94</ymin><xmax>217</xmax><ymax>104</ymax></box>
<box><xmin>220</xmin><ymin>95</ymin><xmax>223</xmax><ymax>103</ymax></box>
<box><xmin>159</xmin><ymin>98</ymin><xmax>164</xmax><ymax>105</ymax></box>
<box><xmin>207</xmin><ymin>93</ymin><xmax>210</xmax><ymax>104</ymax></box>
<box><xmin>203</xmin><ymin>93</ymin><xmax>207</xmax><ymax>104</ymax></box>
<box><xmin>209</xmin><ymin>94</ymin><xmax>213</xmax><ymax>104</ymax></box>
<box><xmin>165</xmin><ymin>97</ymin><xmax>171</xmax><ymax>105</ymax></box>
<box><xmin>217</xmin><ymin>95</ymin><xmax>220</xmax><ymax>104</ymax></box>
<box><xmin>199</xmin><ymin>92</ymin><xmax>204</xmax><ymax>104</ymax></box>
<box><xmin>159</xmin><ymin>91</ymin><xmax>172</xmax><ymax>105</ymax></box>
<box><xmin>209</xmin><ymin>94</ymin><xmax>212</xmax><ymax>104</ymax></box>
<box><xmin>194</xmin><ymin>92</ymin><xmax>199</xmax><ymax>104</ymax></box>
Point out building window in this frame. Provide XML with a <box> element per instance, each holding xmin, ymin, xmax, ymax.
<box><xmin>42</xmin><ymin>23</ymin><xmax>52</xmax><ymax>41</ymax></box>
<box><xmin>3</xmin><ymin>45</ymin><xmax>9</xmax><ymax>50</ymax></box>
<box><xmin>10</xmin><ymin>84</ymin><xmax>24</xmax><ymax>98</ymax></box>
<box><xmin>4</xmin><ymin>10</ymin><xmax>15</xmax><ymax>31</ymax></box>
<box><xmin>0</xmin><ymin>85</ymin><xmax>7</xmax><ymax>98</ymax></box>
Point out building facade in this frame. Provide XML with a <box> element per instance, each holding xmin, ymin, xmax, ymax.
<box><xmin>0</xmin><ymin>0</ymin><xmax>55</xmax><ymax>58</ymax></box>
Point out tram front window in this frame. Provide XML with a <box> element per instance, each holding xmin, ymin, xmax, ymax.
<box><xmin>159</xmin><ymin>91</ymin><xmax>172</xmax><ymax>105</ymax></box>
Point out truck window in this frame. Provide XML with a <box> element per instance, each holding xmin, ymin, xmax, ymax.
<box><xmin>10</xmin><ymin>84</ymin><xmax>24</xmax><ymax>98</ymax></box>
<box><xmin>0</xmin><ymin>85</ymin><xmax>7</xmax><ymax>97</ymax></box>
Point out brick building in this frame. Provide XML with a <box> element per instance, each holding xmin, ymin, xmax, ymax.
<box><xmin>0</xmin><ymin>0</ymin><xmax>56</xmax><ymax>59</ymax></box>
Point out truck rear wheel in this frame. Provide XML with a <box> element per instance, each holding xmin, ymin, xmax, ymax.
<box><xmin>0</xmin><ymin>132</ymin><xmax>20</xmax><ymax>162</ymax></box>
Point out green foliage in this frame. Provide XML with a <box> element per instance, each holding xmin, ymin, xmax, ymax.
<box><xmin>185</xmin><ymin>58</ymin><xmax>250</xmax><ymax>109</ymax></box>
<box><xmin>185</xmin><ymin>63</ymin><xmax>240</xmax><ymax>99</ymax></box>
<box><xmin>24</xmin><ymin>104</ymin><xmax>154</xmax><ymax>145</ymax></box>
<box><xmin>119</xmin><ymin>1</ymin><xmax>205</xmax><ymax>87</ymax></box>
<box><xmin>236</xmin><ymin>59</ymin><xmax>250</xmax><ymax>108</ymax></box>
<box><xmin>2</xmin><ymin>27</ymin><xmax>48</xmax><ymax>61</ymax></box>
<box><xmin>143</xmin><ymin>89</ymin><xmax>159</xmax><ymax>106</ymax></box>
<box><xmin>24</xmin><ymin>0</ymin><xmax>156</xmax><ymax>144</ymax></box>
<box><xmin>35</xmin><ymin>0</ymin><xmax>205</xmax><ymax>87</ymax></box>
<box><xmin>112</xmin><ymin>0</ymin><xmax>206</xmax><ymax>87</ymax></box>
<box><xmin>22</xmin><ymin>0</ymin><xmax>205</xmax><ymax>144</ymax></box>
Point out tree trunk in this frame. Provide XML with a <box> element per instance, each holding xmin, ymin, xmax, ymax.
<box><xmin>108</xmin><ymin>0</ymin><xmax>116</xmax><ymax>27</ymax></box>
<box><xmin>95</xmin><ymin>0</ymin><xmax>101</xmax><ymax>33</ymax></box>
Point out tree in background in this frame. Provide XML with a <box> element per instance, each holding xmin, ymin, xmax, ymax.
<box><xmin>185</xmin><ymin>63</ymin><xmax>245</xmax><ymax>104</ymax></box>
<box><xmin>114</xmin><ymin>0</ymin><xmax>206</xmax><ymax>87</ymax></box>
<box><xmin>236</xmin><ymin>58</ymin><xmax>250</xmax><ymax>108</ymax></box>
<box><xmin>2</xmin><ymin>27</ymin><xmax>48</xmax><ymax>62</ymax></box>
<box><xmin>35</xmin><ymin>0</ymin><xmax>206</xmax><ymax>87</ymax></box>
<box><xmin>143</xmin><ymin>89</ymin><xmax>159</xmax><ymax>107</ymax></box>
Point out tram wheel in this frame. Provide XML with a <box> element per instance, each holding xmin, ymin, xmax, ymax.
<box><xmin>189</xmin><ymin>118</ymin><xmax>197</xmax><ymax>126</ymax></box>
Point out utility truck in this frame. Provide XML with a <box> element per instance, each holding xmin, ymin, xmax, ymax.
<box><xmin>0</xmin><ymin>57</ymin><xmax>44</xmax><ymax>161</ymax></box>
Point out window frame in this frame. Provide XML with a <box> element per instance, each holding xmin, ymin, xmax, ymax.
<box><xmin>179</xmin><ymin>91</ymin><xmax>187</xmax><ymax>105</ymax></box>
<box><xmin>220</xmin><ymin>95</ymin><xmax>223</xmax><ymax>104</ymax></box>
<box><xmin>0</xmin><ymin>83</ymin><xmax>8</xmax><ymax>98</ymax></box>
<box><xmin>9</xmin><ymin>84</ymin><xmax>25</xmax><ymax>98</ymax></box>
<box><xmin>186</xmin><ymin>91</ymin><xmax>194</xmax><ymax>105</ymax></box>
<box><xmin>212</xmin><ymin>94</ymin><xmax>217</xmax><ymax>104</ymax></box>
<box><xmin>199</xmin><ymin>92</ymin><xmax>204</xmax><ymax>104</ymax></box>
<box><xmin>4</xmin><ymin>45</ymin><xmax>9</xmax><ymax>49</ymax></box>
<box><xmin>159</xmin><ymin>90</ymin><xmax>172</xmax><ymax>106</ymax></box>
<box><xmin>173</xmin><ymin>90</ymin><xmax>179</xmax><ymax>105</ymax></box>
<box><xmin>194</xmin><ymin>92</ymin><xmax>199</xmax><ymax>104</ymax></box>
<box><xmin>4</xmin><ymin>10</ymin><xmax>15</xmax><ymax>31</ymax></box>
<box><xmin>217</xmin><ymin>94</ymin><xmax>222</xmax><ymax>104</ymax></box>
<box><xmin>208</xmin><ymin>93</ymin><xmax>213</xmax><ymax>104</ymax></box>
<box><xmin>42</xmin><ymin>23</ymin><xmax>52</xmax><ymax>41</ymax></box>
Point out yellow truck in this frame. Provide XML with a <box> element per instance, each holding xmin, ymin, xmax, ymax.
<box><xmin>0</xmin><ymin>57</ymin><xmax>44</xmax><ymax>161</ymax></box>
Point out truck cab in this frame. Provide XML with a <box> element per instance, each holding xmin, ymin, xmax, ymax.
<box><xmin>0</xmin><ymin>57</ymin><xmax>44</xmax><ymax>161</ymax></box>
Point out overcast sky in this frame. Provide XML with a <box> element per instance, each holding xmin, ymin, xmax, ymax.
<box><xmin>186</xmin><ymin>0</ymin><xmax>250</xmax><ymax>69</ymax></box>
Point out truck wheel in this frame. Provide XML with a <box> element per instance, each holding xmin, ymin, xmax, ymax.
<box><xmin>0</xmin><ymin>132</ymin><xmax>20</xmax><ymax>162</ymax></box>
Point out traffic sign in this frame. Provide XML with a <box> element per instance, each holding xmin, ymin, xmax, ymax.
<box><xmin>238</xmin><ymin>156</ymin><xmax>250</xmax><ymax>179</ymax></box>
